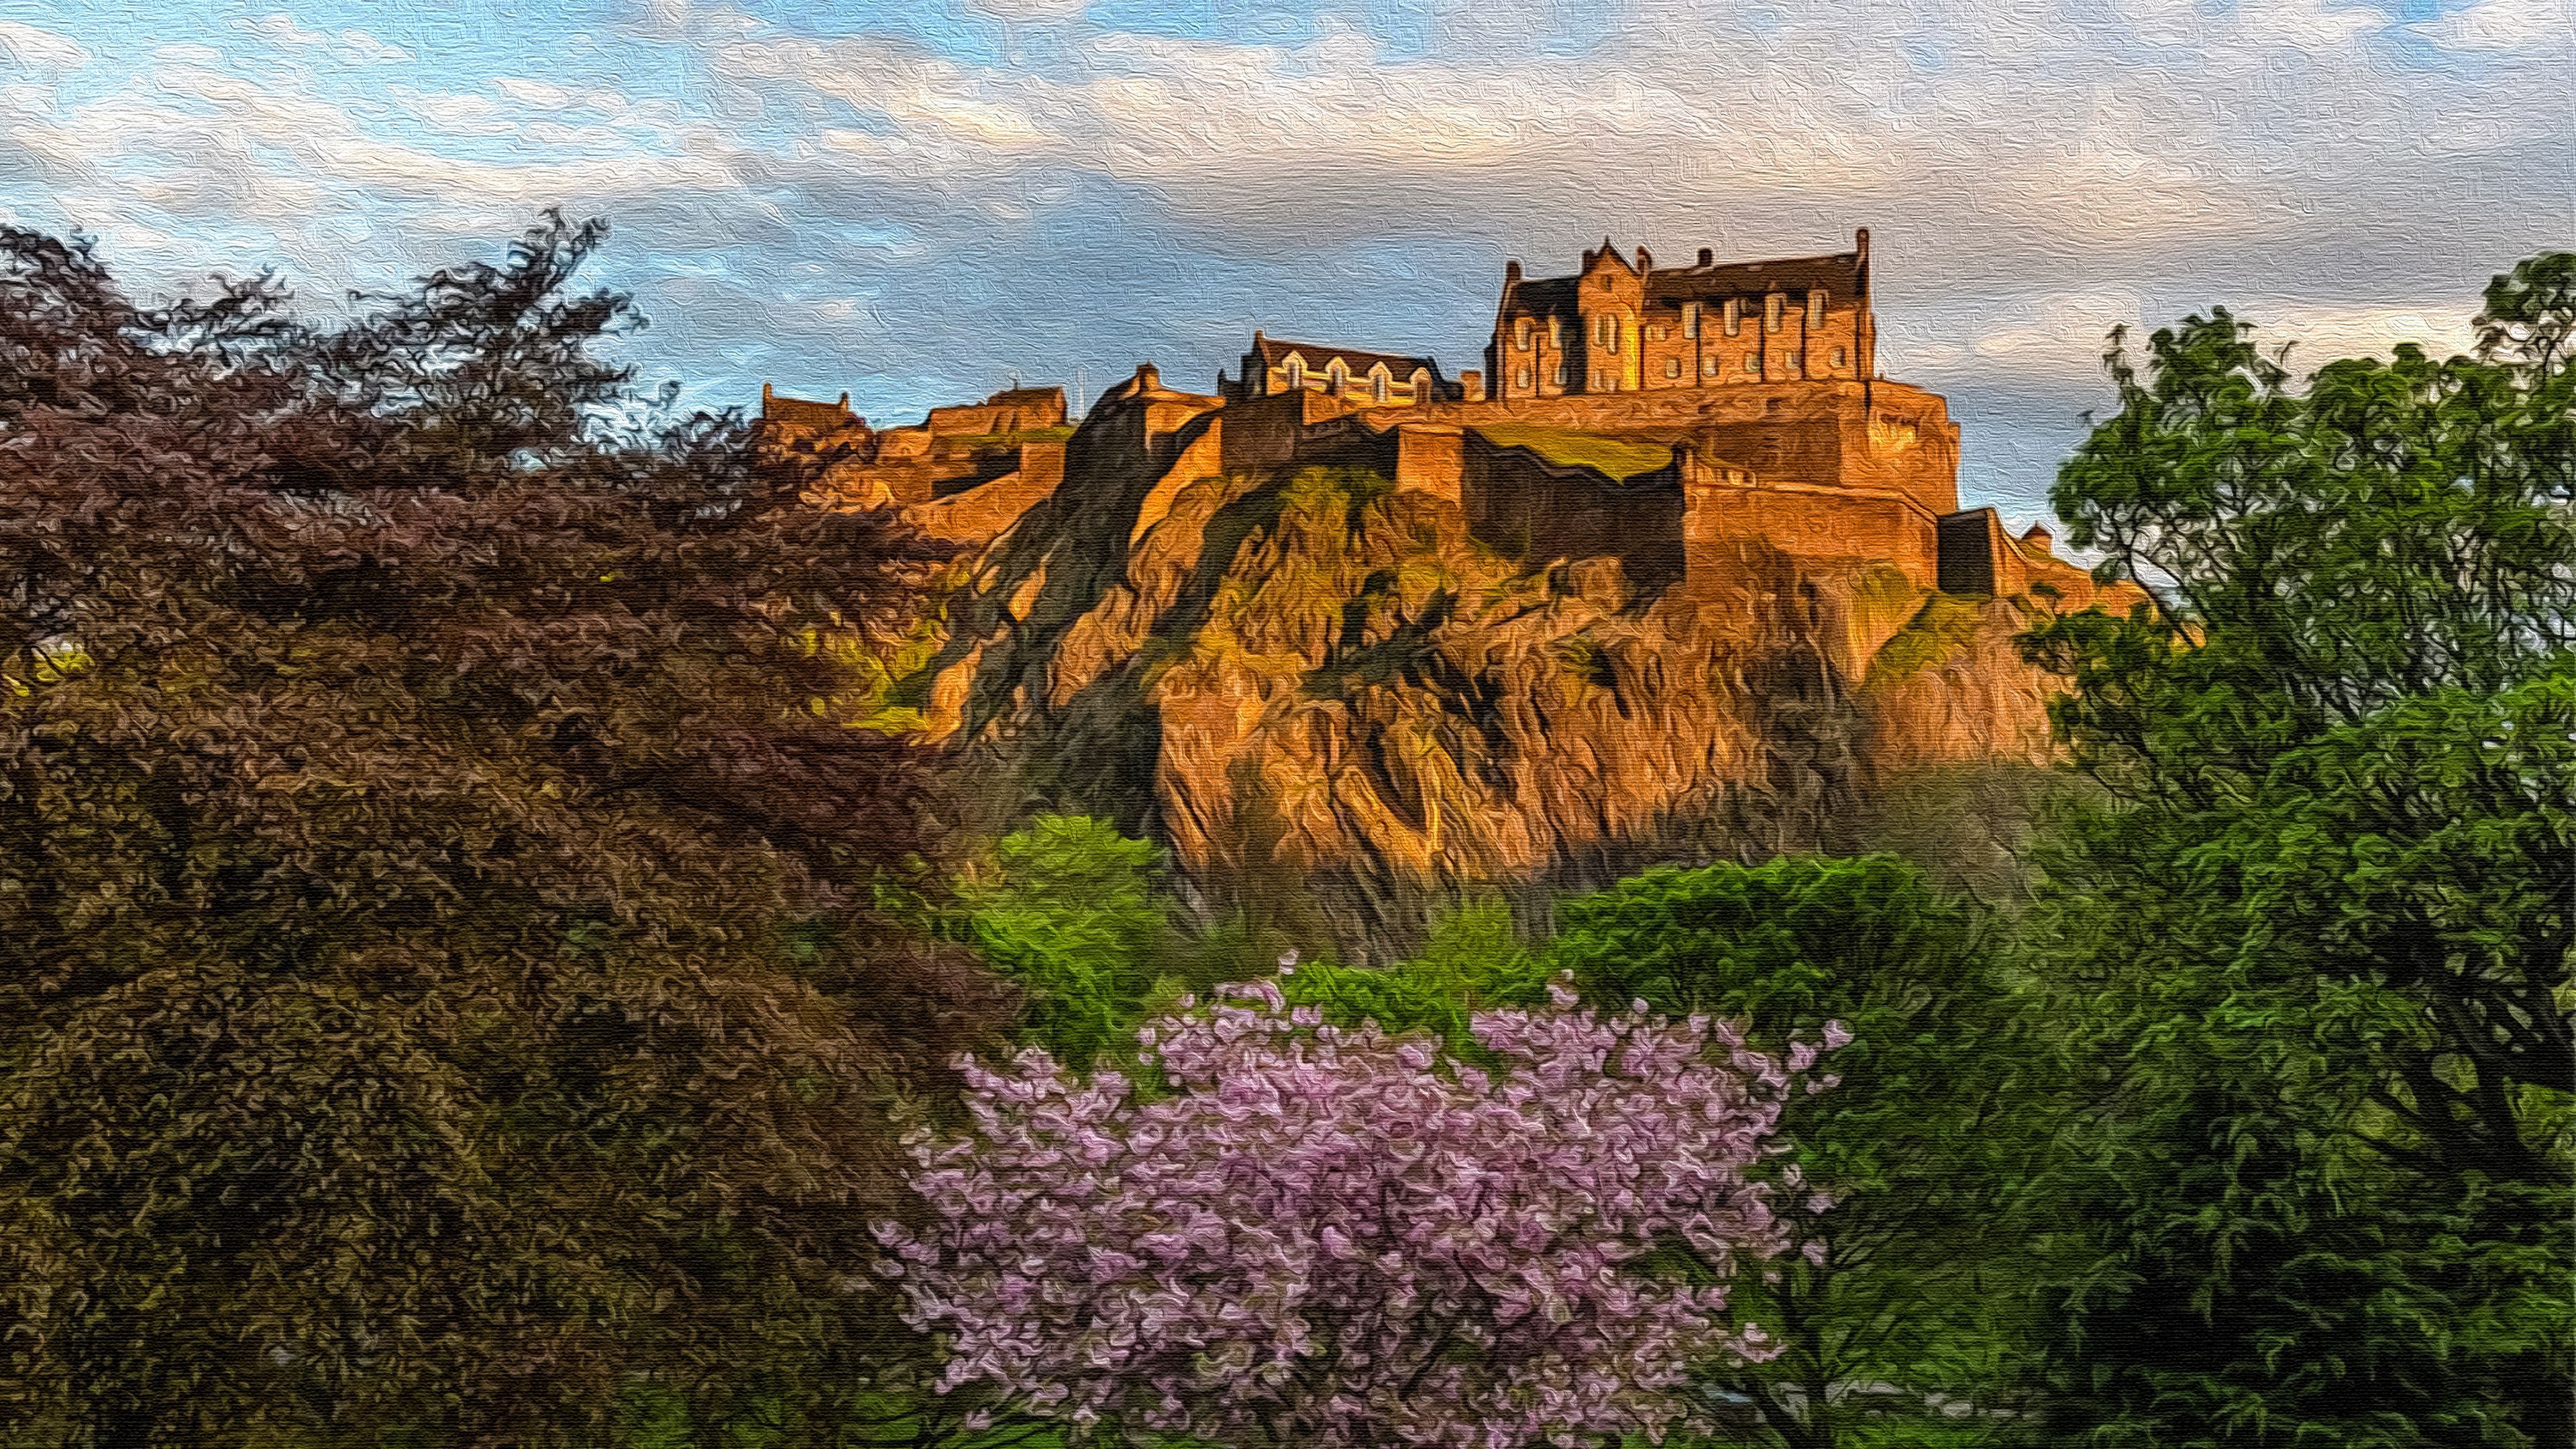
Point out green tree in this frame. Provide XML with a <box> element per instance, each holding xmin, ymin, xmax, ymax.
<box><xmin>0</xmin><ymin>217</ymin><xmax>1007</xmax><ymax>1448</ymax></box>
<box><xmin>2017</xmin><ymin>252</ymin><xmax>2575</xmax><ymax>1448</ymax></box>
<box><xmin>1545</xmin><ymin>855</ymin><xmax>2042</xmax><ymax>1449</ymax></box>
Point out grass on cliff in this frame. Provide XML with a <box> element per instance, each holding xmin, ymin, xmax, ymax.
<box><xmin>1866</xmin><ymin>592</ymin><xmax>1988</xmax><ymax>686</ymax></box>
<box><xmin>1471</xmin><ymin>424</ymin><xmax>1673</xmax><ymax>480</ymax></box>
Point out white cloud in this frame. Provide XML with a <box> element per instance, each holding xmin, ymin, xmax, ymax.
<box><xmin>2411</xmin><ymin>0</ymin><xmax>2573</xmax><ymax>51</ymax></box>
<box><xmin>0</xmin><ymin>19</ymin><xmax>90</xmax><ymax>70</ymax></box>
<box><xmin>237</xmin><ymin>11</ymin><xmax>414</xmax><ymax>65</ymax></box>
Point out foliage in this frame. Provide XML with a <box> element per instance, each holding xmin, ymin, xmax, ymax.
<box><xmin>877</xmin><ymin>977</ymin><xmax>1829</xmax><ymax>1449</ymax></box>
<box><xmin>943</xmin><ymin>816</ymin><xmax>1203</xmax><ymax>1071</ymax></box>
<box><xmin>0</xmin><ymin>215</ymin><xmax>1008</xmax><ymax>1448</ymax></box>
<box><xmin>1548</xmin><ymin>856</ymin><xmax>2045</xmax><ymax>1448</ymax></box>
<box><xmin>2017</xmin><ymin>252</ymin><xmax>2575</xmax><ymax>1448</ymax></box>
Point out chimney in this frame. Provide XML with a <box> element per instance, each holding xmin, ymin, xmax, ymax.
<box><xmin>837</xmin><ymin>391</ymin><xmax>850</xmax><ymax>410</ymax></box>
<box><xmin>1697</xmin><ymin>247</ymin><xmax>1713</xmax><ymax>267</ymax></box>
<box><xmin>1134</xmin><ymin>362</ymin><xmax>1160</xmax><ymax>392</ymax></box>
<box><xmin>1635</xmin><ymin>245</ymin><xmax>1652</xmax><ymax>272</ymax></box>
<box><xmin>1505</xmin><ymin>260</ymin><xmax>1521</xmax><ymax>281</ymax></box>
<box><xmin>1855</xmin><ymin>227</ymin><xmax>1871</xmax><ymax>294</ymax></box>
<box><xmin>760</xmin><ymin>382</ymin><xmax>773</xmax><ymax>415</ymax></box>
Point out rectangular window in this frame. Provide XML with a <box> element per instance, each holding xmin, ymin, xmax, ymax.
<box><xmin>1807</xmin><ymin>289</ymin><xmax>1827</xmax><ymax>330</ymax></box>
<box><xmin>1831</xmin><ymin>345</ymin><xmax>1847</xmax><ymax>368</ymax></box>
<box><xmin>1516</xmin><ymin>366</ymin><xmax>1533</xmax><ymax>389</ymax></box>
<box><xmin>1746</xmin><ymin>352</ymin><xmax>1760</xmax><ymax>373</ymax></box>
<box><xmin>1704</xmin><ymin>356</ymin><xmax>1720</xmax><ymax>377</ymax></box>
<box><xmin>1765</xmin><ymin>293</ymin><xmax>1783</xmax><ymax>333</ymax></box>
<box><xmin>1665</xmin><ymin>358</ymin><xmax>1681</xmax><ymax>378</ymax></box>
<box><xmin>1646</xmin><ymin>324</ymin><xmax>1664</xmax><ymax>342</ymax></box>
<box><xmin>1515</xmin><ymin>318</ymin><xmax>1532</xmax><ymax>350</ymax></box>
<box><xmin>1723</xmin><ymin>299</ymin><xmax>1741</xmax><ymax>336</ymax></box>
<box><xmin>1683</xmin><ymin>303</ymin><xmax>1700</xmax><ymax>339</ymax></box>
<box><xmin>1786</xmin><ymin>351</ymin><xmax>1803</xmax><ymax>376</ymax></box>
<box><xmin>1548</xmin><ymin>316</ymin><xmax>1562</xmax><ymax>347</ymax></box>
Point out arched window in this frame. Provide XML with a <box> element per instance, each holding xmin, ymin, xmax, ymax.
<box><xmin>1411</xmin><ymin>368</ymin><xmax>1434</xmax><ymax>398</ymax></box>
<box><xmin>1552</xmin><ymin>363</ymin><xmax>1566</xmax><ymax>386</ymax></box>
<box><xmin>1723</xmin><ymin>299</ymin><xmax>1742</xmax><ymax>336</ymax></box>
<box><xmin>1547</xmin><ymin>316</ymin><xmax>1562</xmax><ymax>348</ymax></box>
<box><xmin>1327</xmin><ymin>359</ymin><xmax>1348</xmax><ymax>394</ymax></box>
<box><xmin>1515</xmin><ymin>366</ymin><xmax>1534</xmax><ymax>390</ymax></box>
<box><xmin>1764</xmin><ymin>292</ymin><xmax>1784</xmax><ymax>333</ymax></box>
<box><xmin>1371</xmin><ymin>368</ymin><xmax>1389</xmax><ymax>402</ymax></box>
<box><xmin>1807</xmin><ymin>288</ymin><xmax>1827</xmax><ymax>329</ymax></box>
<box><xmin>1514</xmin><ymin>317</ymin><xmax>1532</xmax><ymax>350</ymax></box>
<box><xmin>1683</xmin><ymin>302</ymin><xmax>1701</xmax><ymax>338</ymax></box>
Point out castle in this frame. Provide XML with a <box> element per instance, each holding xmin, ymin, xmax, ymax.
<box><xmin>761</xmin><ymin>232</ymin><xmax>2116</xmax><ymax>609</ymax></box>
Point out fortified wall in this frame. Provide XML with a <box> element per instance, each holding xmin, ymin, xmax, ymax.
<box><xmin>763</xmin><ymin>233</ymin><xmax>2126</xmax><ymax>611</ymax></box>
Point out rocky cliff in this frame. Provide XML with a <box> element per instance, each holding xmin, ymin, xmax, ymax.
<box><xmin>904</xmin><ymin>435</ymin><xmax>2074</xmax><ymax>955</ymax></box>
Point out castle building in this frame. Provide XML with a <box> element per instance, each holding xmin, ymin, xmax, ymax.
<box><xmin>1483</xmin><ymin>232</ymin><xmax>1876</xmax><ymax>400</ymax></box>
<box><xmin>1226</xmin><ymin>333</ymin><xmax>1470</xmax><ymax>407</ymax></box>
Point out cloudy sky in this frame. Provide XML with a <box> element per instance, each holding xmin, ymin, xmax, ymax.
<box><xmin>5</xmin><ymin>0</ymin><xmax>2569</xmax><ymax>522</ymax></box>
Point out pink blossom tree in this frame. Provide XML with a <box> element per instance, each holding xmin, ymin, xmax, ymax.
<box><xmin>874</xmin><ymin>977</ymin><xmax>1831</xmax><ymax>1449</ymax></box>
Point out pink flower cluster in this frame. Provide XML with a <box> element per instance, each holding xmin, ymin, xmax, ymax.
<box><xmin>875</xmin><ymin>979</ymin><xmax>1831</xmax><ymax>1449</ymax></box>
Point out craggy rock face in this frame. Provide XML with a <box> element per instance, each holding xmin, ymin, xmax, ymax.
<box><xmin>912</xmin><ymin>448</ymin><xmax>2075</xmax><ymax>957</ymax></box>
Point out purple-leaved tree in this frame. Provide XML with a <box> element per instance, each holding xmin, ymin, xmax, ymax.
<box><xmin>875</xmin><ymin>977</ymin><xmax>1835</xmax><ymax>1449</ymax></box>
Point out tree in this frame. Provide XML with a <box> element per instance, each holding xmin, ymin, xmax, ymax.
<box><xmin>1546</xmin><ymin>855</ymin><xmax>2043</xmax><ymax>1449</ymax></box>
<box><xmin>0</xmin><ymin>217</ymin><xmax>1008</xmax><ymax>1446</ymax></box>
<box><xmin>876</xmin><ymin>977</ymin><xmax>1827</xmax><ymax>1449</ymax></box>
<box><xmin>2017</xmin><ymin>252</ymin><xmax>2575</xmax><ymax>1448</ymax></box>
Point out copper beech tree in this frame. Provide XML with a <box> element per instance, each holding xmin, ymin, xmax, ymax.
<box><xmin>0</xmin><ymin>217</ymin><xmax>1008</xmax><ymax>1447</ymax></box>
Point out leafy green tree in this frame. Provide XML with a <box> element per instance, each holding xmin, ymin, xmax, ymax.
<box><xmin>0</xmin><ymin>217</ymin><xmax>1008</xmax><ymax>1448</ymax></box>
<box><xmin>2017</xmin><ymin>252</ymin><xmax>2575</xmax><ymax>1448</ymax></box>
<box><xmin>1545</xmin><ymin>855</ymin><xmax>2043</xmax><ymax>1449</ymax></box>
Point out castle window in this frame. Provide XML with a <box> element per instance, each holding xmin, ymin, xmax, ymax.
<box><xmin>1284</xmin><ymin>357</ymin><xmax>1303</xmax><ymax>389</ymax></box>
<box><xmin>1807</xmin><ymin>288</ymin><xmax>1827</xmax><ymax>329</ymax></box>
<box><xmin>1684</xmin><ymin>303</ymin><xmax>1700</xmax><ymax>338</ymax></box>
<box><xmin>1514</xmin><ymin>317</ymin><xmax>1532</xmax><ymax>350</ymax></box>
<box><xmin>1646</xmin><ymin>324</ymin><xmax>1664</xmax><ymax>342</ymax></box>
<box><xmin>1548</xmin><ymin>316</ymin><xmax>1561</xmax><ymax>347</ymax></box>
<box><xmin>1327</xmin><ymin>360</ymin><xmax>1347</xmax><ymax>392</ymax></box>
<box><xmin>1665</xmin><ymin>358</ymin><xmax>1681</xmax><ymax>378</ymax></box>
<box><xmin>1552</xmin><ymin>363</ymin><xmax>1566</xmax><ymax>386</ymax></box>
<box><xmin>1723</xmin><ymin>299</ymin><xmax>1741</xmax><ymax>336</ymax></box>
<box><xmin>1745</xmin><ymin>352</ymin><xmax>1760</xmax><ymax>372</ymax></box>
<box><xmin>1371</xmin><ymin>370</ymin><xmax>1389</xmax><ymax>402</ymax></box>
<box><xmin>1831</xmin><ymin>346</ymin><xmax>1847</xmax><ymax>368</ymax></box>
<box><xmin>1765</xmin><ymin>292</ymin><xmax>1783</xmax><ymax>333</ymax></box>
<box><xmin>1703</xmin><ymin>356</ymin><xmax>1720</xmax><ymax>377</ymax></box>
<box><xmin>1516</xmin><ymin>366</ymin><xmax>1533</xmax><ymax>390</ymax></box>
<box><xmin>1411</xmin><ymin>368</ymin><xmax>1433</xmax><ymax>398</ymax></box>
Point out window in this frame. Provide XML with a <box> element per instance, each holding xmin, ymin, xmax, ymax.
<box><xmin>1786</xmin><ymin>351</ymin><xmax>1803</xmax><ymax>376</ymax></box>
<box><xmin>1723</xmin><ymin>299</ymin><xmax>1741</xmax><ymax>336</ymax></box>
<box><xmin>1411</xmin><ymin>368</ymin><xmax>1434</xmax><ymax>398</ymax></box>
<box><xmin>1703</xmin><ymin>356</ymin><xmax>1720</xmax><ymax>377</ymax></box>
<box><xmin>1646</xmin><ymin>324</ymin><xmax>1664</xmax><ymax>342</ymax></box>
<box><xmin>1547</xmin><ymin>316</ymin><xmax>1562</xmax><ymax>348</ymax></box>
<box><xmin>1764</xmin><ymin>292</ymin><xmax>1783</xmax><ymax>333</ymax></box>
<box><xmin>1831</xmin><ymin>346</ymin><xmax>1847</xmax><ymax>368</ymax></box>
<box><xmin>1552</xmin><ymin>363</ymin><xmax>1567</xmax><ymax>386</ymax></box>
<box><xmin>1371</xmin><ymin>370</ymin><xmax>1388</xmax><ymax>402</ymax></box>
<box><xmin>1807</xmin><ymin>289</ymin><xmax>1827</xmax><ymax>329</ymax></box>
<box><xmin>1665</xmin><ymin>357</ymin><xmax>1681</xmax><ymax>378</ymax></box>
<box><xmin>1683</xmin><ymin>302</ymin><xmax>1700</xmax><ymax>338</ymax></box>
<box><xmin>1327</xmin><ymin>360</ymin><xmax>1347</xmax><ymax>392</ymax></box>
<box><xmin>1516</xmin><ymin>366</ymin><xmax>1533</xmax><ymax>390</ymax></box>
<box><xmin>1745</xmin><ymin>352</ymin><xmax>1760</xmax><ymax>372</ymax></box>
<box><xmin>1284</xmin><ymin>358</ymin><xmax>1303</xmax><ymax>389</ymax></box>
<box><xmin>1514</xmin><ymin>317</ymin><xmax>1532</xmax><ymax>350</ymax></box>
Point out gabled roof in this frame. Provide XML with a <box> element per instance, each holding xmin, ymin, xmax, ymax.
<box><xmin>1649</xmin><ymin>248</ymin><xmax>1866</xmax><ymax>307</ymax></box>
<box><xmin>761</xmin><ymin>388</ymin><xmax>862</xmax><ymax>431</ymax></box>
<box><xmin>1248</xmin><ymin>334</ymin><xmax>1440</xmax><ymax>378</ymax></box>
<box><xmin>1502</xmin><ymin>246</ymin><xmax>1869</xmax><ymax>313</ymax></box>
